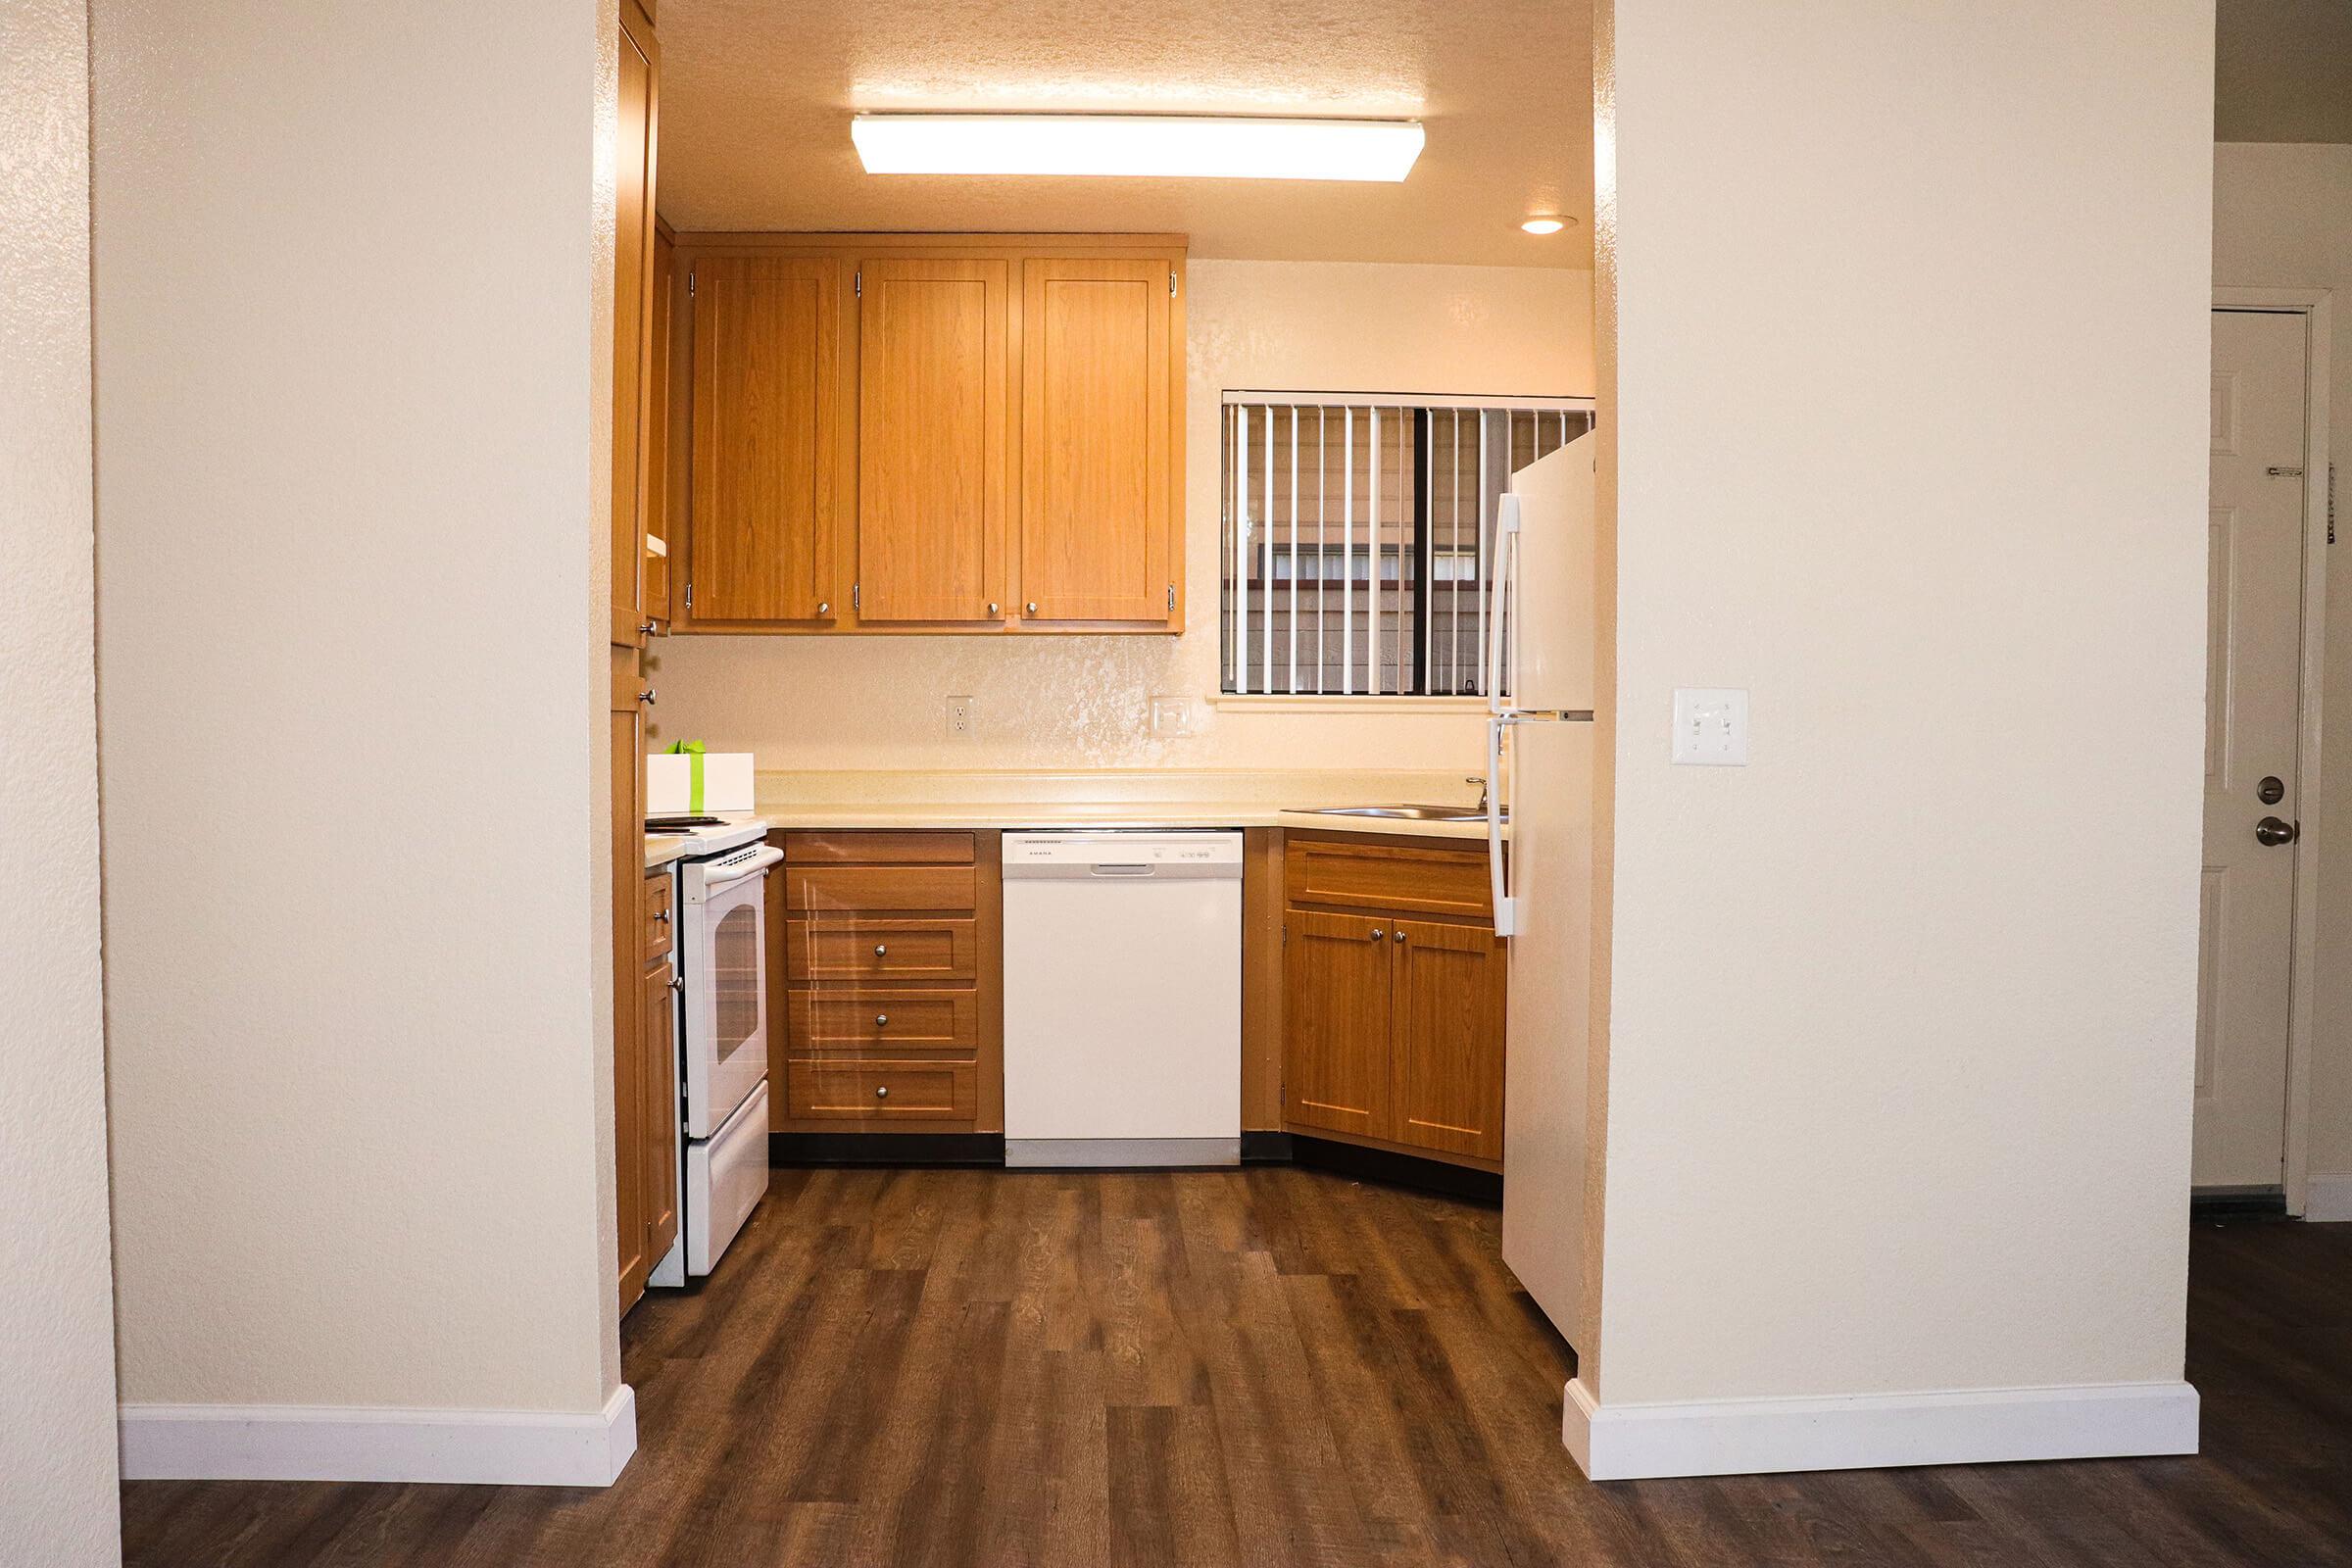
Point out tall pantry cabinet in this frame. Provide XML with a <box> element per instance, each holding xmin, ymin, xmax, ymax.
<box><xmin>609</xmin><ymin>0</ymin><xmax>668</xmax><ymax>1316</ymax></box>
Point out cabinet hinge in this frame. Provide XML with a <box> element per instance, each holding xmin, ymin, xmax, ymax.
<box><xmin>683</xmin><ymin>582</ymin><xmax>693</xmax><ymax>610</ymax></box>
<box><xmin>854</xmin><ymin>270</ymin><xmax>862</xmax><ymax>298</ymax></box>
<box><xmin>1170</xmin><ymin>270</ymin><xmax>1177</xmax><ymax>297</ymax></box>
<box><xmin>852</xmin><ymin>582</ymin><xmax>861</xmax><ymax>611</ymax></box>
<box><xmin>1167</xmin><ymin>583</ymin><xmax>1176</xmax><ymax>612</ymax></box>
<box><xmin>687</xmin><ymin>268</ymin><xmax>695</xmax><ymax>296</ymax></box>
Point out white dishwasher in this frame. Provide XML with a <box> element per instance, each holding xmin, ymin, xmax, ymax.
<box><xmin>1002</xmin><ymin>830</ymin><xmax>1244</xmax><ymax>1167</ymax></box>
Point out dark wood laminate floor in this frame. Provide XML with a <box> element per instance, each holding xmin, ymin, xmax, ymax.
<box><xmin>122</xmin><ymin>1168</ymin><xmax>2352</xmax><ymax>1567</ymax></box>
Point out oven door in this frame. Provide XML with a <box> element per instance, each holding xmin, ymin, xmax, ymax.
<box><xmin>682</xmin><ymin>846</ymin><xmax>779</xmax><ymax>1137</ymax></box>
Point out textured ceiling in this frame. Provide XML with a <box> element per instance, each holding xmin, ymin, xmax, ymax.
<box><xmin>656</xmin><ymin>0</ymin><xmax>1594</xmax><ymax>267</ymax></box>
<box><xmin>2215</xmin><ymin>0</ymin><xmax>2352</xmax><ymax>145</ymax></box>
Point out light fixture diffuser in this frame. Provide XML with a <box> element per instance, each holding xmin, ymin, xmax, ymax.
<box><xmin>850</xmin><ymin>114</ymin><xmax>1425</xmax><ymax>181</ymax></box>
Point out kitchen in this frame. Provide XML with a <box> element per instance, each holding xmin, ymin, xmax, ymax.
<box><xmin>610</xmin><ymin>0</ymin><xmax>1603</xmax><ymax>1339</ymax></box>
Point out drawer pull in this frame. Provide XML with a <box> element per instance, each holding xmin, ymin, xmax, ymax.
<box><xmin>874</xmin><ymin>943</ymin><xmax>887</xmax><ymax>956</ymax></box>
<box><xmin>874</xmin><ymin>1013</ymin><xmax>889</xmax><ymax>1028</ymax></box>
<box><xmin>875</xmin><ymin>1085</ymin><xmax>890</xmax><ymax>1100</ymax></box>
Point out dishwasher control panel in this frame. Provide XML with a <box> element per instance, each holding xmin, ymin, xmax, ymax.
<box><xmin>1002</xmin><ymin>830</ymin><xmax>1245</xmax><ymax>876</ymax></box>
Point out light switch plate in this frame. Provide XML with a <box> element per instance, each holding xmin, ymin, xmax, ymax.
<box><xmin>1150</xmin><ymin>694</ymin><xmax>1193</xmax><ymax>739</ymax></box>
<box><xmin>1672</xmin><ymin>687</ymin><xmax>1748</xmax><ymax>765</ymax></box>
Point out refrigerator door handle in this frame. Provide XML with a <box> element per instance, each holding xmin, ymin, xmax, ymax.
<box><xmin>1488</xmin><ymin>495</ymin><xmax>1521</xmax><ymax>716</ymax></box>
<box><xmin>1488</xmin><ymin>712</ymin><xmax>1516</xmax><ymax>938</ymax></box>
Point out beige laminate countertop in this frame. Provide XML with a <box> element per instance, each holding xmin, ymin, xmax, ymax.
<box><xmin>644</xmin><ymin>835</ymin><xmax>691</xmax><ymax>869</ymax></box>
<box><xmin>745</xmin><ymin>768</ymin><xmax>1504</xmax><ymax>843</ymax></box>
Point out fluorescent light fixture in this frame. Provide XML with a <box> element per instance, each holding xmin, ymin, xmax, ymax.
<box><xmin>850</xmin><ymin>114</ymin><xmax>1425</xmax><ymax>181</ymax></box>
<box><xmin>1520</xmin><ymin>216</ymin><xmax>1567</xmax><ymax>235</ymax></box>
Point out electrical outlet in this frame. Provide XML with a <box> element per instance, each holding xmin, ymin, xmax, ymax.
<box><xmin>1150</xmin><ymin>694</ymin><xmax>1193</xmax><ymax>739</ymax></box>
<box><xmin>945</xmin><ymin>695</ymin><xmax>976</xmax><ymax>740</ymax></box>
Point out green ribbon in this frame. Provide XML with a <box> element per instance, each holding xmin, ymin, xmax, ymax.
<box><xmin>667</xmin><ymin>740</ymin><xmax>706</xmax><ymax>813</ymax></box>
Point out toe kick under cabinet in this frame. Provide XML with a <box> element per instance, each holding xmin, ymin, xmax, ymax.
<box><xmin>768</xmin><ymin>829</ymin><xmax>1004</xmax><ymax>1133</ymax></box>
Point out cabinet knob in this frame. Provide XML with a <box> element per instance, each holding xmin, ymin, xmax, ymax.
<box><xmin>1369</xmin><ymin>928</ymin><xmax>1385</xmax><ymax>941</ymax></box>
<box><xmin>655</xmin><ymin>907</ymin><xmax>669</xmax><ymax>923</ymax></box>
<box><xmin>1395</xmin><ymin>929</ymin><xmax>1407</xmax><ymax>943</ymax></box>
<box><xmin>817</xmin><ymin>601</ymin><xmax>831</xmax><ymax>616</ymax></box>
<box><xmin>875</xmin><ymin>1085</ymin><xmax>890</xmax><ymax>1100</ymax></box>
<box><xmin>873</xmin><ymin>943</ymin><xmax>887</xmax><ymax>956</ymax></box>
<box><xmin>988</xmin><ymin>602</ymin><xmax>1000</xmax><ymax>616</ymax></box>
<box><xmin>1025</xmin><ymin>602</ymin><xmax>1039</xmax><ymax>615</ymax></box>
<box><xmin>638</xmin><ymin>688</ymin><xmax>656</xmax><ymax>707</ymax></box>
<box><xmin>874</xmin><ymin>1013</ymin><xmax>889</xmax><ymax>1028</ymax></box>
<box><xmin>638</xmin><ymin>618</ymin><xmax>658</xmax><ymax>637</ymax></box>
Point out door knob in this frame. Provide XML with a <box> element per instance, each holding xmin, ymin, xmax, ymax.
<box><xmin>2255</xmin><ymin>816</ymin><xmax>2300</xmax><ymax>847</ymax></box>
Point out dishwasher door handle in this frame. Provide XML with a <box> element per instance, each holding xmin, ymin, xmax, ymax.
<box><xmin>1090</xmin><ymin>863</ymin><xmax>1154</xmax><ymax>876</ymax></box>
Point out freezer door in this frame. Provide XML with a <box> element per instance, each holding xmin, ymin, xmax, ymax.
<box><xmin>1502</xmin><ymin>431</ymin><xmax>1597</xmax><ymax>714</ymax></box>
<box><xmin>1498</xmin><ymin>715</ymin><xmax>1594</xmax><ymax>1350</ymax></box>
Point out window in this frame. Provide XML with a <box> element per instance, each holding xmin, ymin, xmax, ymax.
<box><xmin>1219</xmin><ymin>392</ymin><xmax>1594</xmax><ymax>697</ymax></box>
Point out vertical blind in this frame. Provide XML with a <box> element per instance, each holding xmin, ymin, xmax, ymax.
<box><xmin>1220</xmin><ymin>393</ymin><xmax>1596</xmax><ymax>697</ymax></box>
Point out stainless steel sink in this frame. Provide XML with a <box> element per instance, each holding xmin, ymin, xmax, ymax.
<box><xmin>1292</xmin><ymin>803</ymin><xmax>1501</xmax><ymax>823</ymax></box>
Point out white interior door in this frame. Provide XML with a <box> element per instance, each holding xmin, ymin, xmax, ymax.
<box><xmin>2194</xmin><ymin>309</ymin><xmax>2311</xmax><ymax>1190</ymax></box>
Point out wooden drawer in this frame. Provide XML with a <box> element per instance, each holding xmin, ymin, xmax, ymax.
<box><xmin>784</xmin><ymin>1058</ymin><xmax>978</xmax><ymax>1121</ymax></box>
<box><xmin>787</xmin><ymin>988</ymin><xmax>979</xmax><ymax>1054</ymax></box>
<box><xmin>785</xmin><ymin>831</ymin><xmax>976</xmax><ymax>865</ymax></box>
<box><xmin>785</xmin><ymin>916</ymin><xmax>977</xmax><ymax>983</ymax></box>
<box><xmin>784</xmin><ymin>862</ymin><xmax>978</xmax><ymax>913</ymax></box>
<box><xmin>1285</xmin><ymin>837</ymin><xmax>1492</xmax><ymax>922</ymax></box>
<box><xmin>643</xmin><ymin>870</ymin><xmax>673</xmax><ymax>963</ymax></box>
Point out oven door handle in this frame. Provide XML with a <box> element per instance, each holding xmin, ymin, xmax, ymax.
<box><xmin>697</xmin><ymin>844</ymin><xmax>782</xmax><ymax>894</ymax></box>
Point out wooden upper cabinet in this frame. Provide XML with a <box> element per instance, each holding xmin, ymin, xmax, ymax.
<box><xmin>645</xmin><ymin>222</ymin><xmax>675</xmax><ymax>627</ymax></box>
<box><xmin>1019</xmin><ymin>258</ymin><xmax>1176</xmax><ymax>625</ymax></box>
<box><xmin>856</xmin><ymin>259</ymin><xmax>1010</xmax><ymax>623</ymax></box>
<box><xmin>608</xmin><ymin>2</ymin><xmax>659</xmax><ymax>648</ymax></box>
<box><xmin>686</xmin><ymin>255</ymin><xmax>843</xmax><ymax>624</ymax></box>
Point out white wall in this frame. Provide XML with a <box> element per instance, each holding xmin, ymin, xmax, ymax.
<box><xmin>0</xmin><ymin>0</ymin><xmax>124</xmax><ymax>1557</ymax></box>
<box><xmin>94</xmin><ymin>0</ymin><xmax>619</xmax><ymax>1443</ymax></box>
<box><xmin>2211</xmin><ymin>142</ymin><xmax>2352</xmax><ymax>1197</ymax></box>
<box><xmin>1581</xmin><ymin>0</ymin><xmax>2212</xmax><ymax>1469</ymax></box>
<box><xmin>651</xmin><ymin>258</ymin><xmax>1593</xmax><ymax>773</ymax></box>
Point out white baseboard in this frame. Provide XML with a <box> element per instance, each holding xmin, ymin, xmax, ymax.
<box><xmin>120</xmin><ymin>1383</ymin><xmax>637</xmax><ymax>1487</ymax></box>
<box><xmin>2302</xmin><ymin>1172</ymin><xmax>2352</xmax><ymax>1223</ymax></box>
<box><xmin>1563</xmin><ymin>1375</ymin><xmax>2197</xmax><ymax>1481</ymax></box>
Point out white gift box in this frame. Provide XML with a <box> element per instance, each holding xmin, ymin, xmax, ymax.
<box><xmin>645</xmin><ymin>750</ymin><xmax>754</xmax><ymax>814</ymax></box>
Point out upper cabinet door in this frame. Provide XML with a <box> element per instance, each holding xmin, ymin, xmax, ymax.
<box><xmin>688</xmin><ymin>256</ymin><xmax>844</xmax><ymax>623</ymax></box>
<box><xmin>644</xmin><ymin>223</ymin><xmax>675</xmax><ymax>627</ymax></box>
<box><xmin>1019</xmin><ymin>258</ymin><xmax>1175</xmax><ymax>625</ymax></box>
<box><xmin>608</xmin><ymin>3</ymin><xmax>659</xmax><ymax>647</ymax></box>
<box><xmin>857</xmin><ymin>259</ymin><xmax>1010</xmax><ymax>623</ymax></box>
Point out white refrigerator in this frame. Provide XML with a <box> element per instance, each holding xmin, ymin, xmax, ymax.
<box><xmin>1490</xmin><ymin>431</ymin><xmax>1597</xmax><ymax>1352</ymax></box>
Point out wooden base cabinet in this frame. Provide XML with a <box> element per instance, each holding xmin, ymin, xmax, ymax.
<box><xmin>1282</xmin><ymin>838</ymin><xmax>1506</xmax><ymax>1168</ymax></box>
<box><xmin>769</xmin><ymin>829</ymin><xmax>1004</xmax><ymax>1133</ymax></box>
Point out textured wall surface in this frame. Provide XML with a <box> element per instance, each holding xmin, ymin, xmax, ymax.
<box><xmin>94</xmin><ymin>0</ymin><xmax>616</xmax><ymax>1415</ymax></box>
<box><xmin>652</xmin><ymin>258</ymin><xmax>1593</xmax><ymax>772</ymax></box>
<box><xmin>2212</xmin><ymin>142</ymin><xmax>2352</xmax><ymax>1189</ymax></box>
<box><xmin>0</xmin><ymin>0</ymin><xmax>123</xmax><ymax>1559</ymax></box>
<box><xmin>1592</xmin><ymin>0</ymin><xmax>2213</xmax><ymax>1404</ymax></box>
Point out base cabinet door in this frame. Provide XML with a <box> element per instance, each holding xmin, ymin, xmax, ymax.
<box><xmin>612</xmin><ymin>653</ymin><xmax>651</xmax><ymax>1314</ymax></box>
<box><xmin>1389</xmin><ymin>919</ymin><xmax>1506</xmax><ymax>1161</ymax></box>
<box><xmin>1282</xmin><ymin>910</ymin><xmax>1392</xmax><ymax>1137</ymax></box>
<box><xmin>641</xmin><ymin>955</ymin><xmax>679</xmax><ymax>1269</ymax></box>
